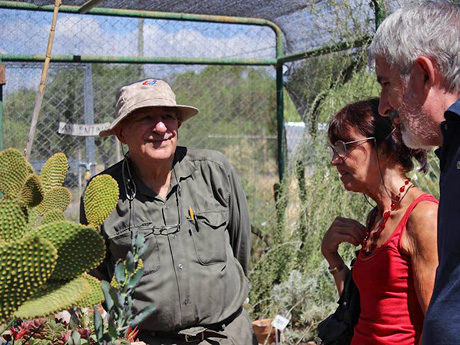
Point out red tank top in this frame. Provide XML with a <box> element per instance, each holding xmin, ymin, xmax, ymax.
<box><xmin>351</xmin><ymin>193</ymin><xmax>438</xmax><ymax>345</ymax></box>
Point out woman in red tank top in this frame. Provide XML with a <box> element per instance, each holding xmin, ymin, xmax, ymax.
<box><xmin>321</xmin><ymin>98</ymin><xmax>439</xmax><ymax>344</ymax></box>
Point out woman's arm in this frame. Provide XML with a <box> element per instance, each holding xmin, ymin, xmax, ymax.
<box><xmin>321</xmin><ymin>216</ymin><xmax>367</xmax><ymax>296</ymax></box>
<box><xmin>402</xmin><ymin>200</ymin><xmax>439</xmax><ymax>314</ymax></box>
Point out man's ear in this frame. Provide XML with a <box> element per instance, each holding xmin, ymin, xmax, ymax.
<box><xmin>113</xmin><ymin>126</ymin><xmax>126</xmax><ymax>144</ymax></box>
<box><xmin>413</xmin><ymin>56</ymin><xmax>436</xmax><ymax>94</ymax></box>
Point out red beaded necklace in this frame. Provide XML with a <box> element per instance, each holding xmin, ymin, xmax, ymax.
<box><xmin>361</xmin><ymin>179</ymin><xmax>411</xmax><ymax>255</ymax></box>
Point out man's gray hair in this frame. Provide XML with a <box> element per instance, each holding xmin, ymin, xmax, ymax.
<box><xmin>368</xmin><ymin>1</ymin><xmax>460</xmax><ymax>92</ymax></box>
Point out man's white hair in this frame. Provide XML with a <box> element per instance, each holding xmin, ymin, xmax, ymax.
<box><xmin>368</xmin><ymin>1</ymin><xmax>460</xmax><ymax>93</ymax></box>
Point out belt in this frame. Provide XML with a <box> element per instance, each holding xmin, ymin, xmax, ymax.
<box><xmin>139</xmin><ymin>307</ymin><xmax>243</xmax><ymax>343</ymax></box>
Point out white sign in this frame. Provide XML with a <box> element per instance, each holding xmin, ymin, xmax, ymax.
<box><xmin>271</xmin><ymin>314</ymin><xmax>289</xmax><ymax>331</ymax></box>
<box><xmin>58</xmin><ymin>122</ymin><xmax>110</xmax><ymax>137</ymax></box>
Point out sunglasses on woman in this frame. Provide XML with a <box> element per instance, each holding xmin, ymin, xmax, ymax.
<box><xmin>329</xmin><ymin>137</ymin><xmax>376</xmax><ymax>158</ymax></box>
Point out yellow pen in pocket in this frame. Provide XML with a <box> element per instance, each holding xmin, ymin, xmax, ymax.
<box><xmin>189</xmin><ymin>206</ymin><xmax>194</xmax><ymax>221</ymax></box>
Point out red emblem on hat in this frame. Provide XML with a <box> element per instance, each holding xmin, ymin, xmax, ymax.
<box><xmin>142</xmin><ymin>79</ymin><xmax>157</xmax><ymax>86</ymax></box>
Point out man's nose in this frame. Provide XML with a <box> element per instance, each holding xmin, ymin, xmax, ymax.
<box><xmin>153</xmin><ymin>120</ymin><xmax>167</xmax><ymax>133</ymax></box>
<box><xmin>378</xmin><ymin>94</ymin><xmax>391</xmax><ymax>117</ymax></box>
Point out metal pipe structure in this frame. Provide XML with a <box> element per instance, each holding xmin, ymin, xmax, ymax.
<box><xmin>0</xmin><ymin>0</ymin><xmax>288</xmax><ymax>179</ymax></box>
<box><xmin>0</xmin><ymin>54</ymin><xmax>277</xmax><ymax>66</ymax></box>
<box><xmin>78</xmin><ymin>0</ymin><xmax>106</xmax><ymax>14</ymax></box>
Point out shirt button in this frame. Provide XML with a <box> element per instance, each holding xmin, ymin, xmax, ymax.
<box><xmin>165</xmin><ymin>206</ymin><xmax>170</xmax><ymax>210</ymax></box>
<box><xmin>173</xmin><ymin>234</ymin><xmax>177</xmax><ymax>239</ymax></box>
<box><xmin>178</xmin><ymin>263</ymin><xmax>184</xmax><ymax>270</ymax></box>
<box><xmin>184</xmin><ymin>298</ymin><xmax>190</xmax><ymax>305</ymax></box>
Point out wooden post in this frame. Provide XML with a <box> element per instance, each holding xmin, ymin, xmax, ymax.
<box><xmin>25</xmin><ymin>0</ymin><xmax>62</xmax><ymax>159</ymax></box>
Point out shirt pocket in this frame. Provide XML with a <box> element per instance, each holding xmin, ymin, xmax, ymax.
<box><xmin>107</xmin><ymin>226</ymin><xmax>161</xmax><ymax>275</ymax></box>
<box><xmin>191</xmin><ymin>210</ymin><xmax>228</xmax><ymax>265</ymax></box>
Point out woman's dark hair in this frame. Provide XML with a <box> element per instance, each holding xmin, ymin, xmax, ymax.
<box><xmin>327</xmin><ymin>98</ymin><xmax>428</xmax><ymax>173</ymax></box>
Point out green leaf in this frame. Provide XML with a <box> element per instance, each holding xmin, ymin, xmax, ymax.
<box><xmin>125</xmin><ymin>251</ymin><xmax>134</xmax><ymax>273</ymax></box>
<box><xmin>93</xmin><ymin>308</ymin><xmax>104</xmax><ymax>341</ymax></box>
<box><xmin>128</xmin><ymin>305</ymin><xmax>156</xmax><ymax>327</ymax></box>
<box><xmin>108</xmin><ymin>317</ymin><xmax>118</xmax><ymax>339</ymax></box>
<box><xmin>127</xmin><ymin>267</ymin><xmax>144</xmax><ymax>290</ymax></box>
<box><xmin>114</xmin><ymin>260</ymin><xmax>126</xmax><ymax>285</ymax></box>
<box><xmin>71</xmin><ymin>330</ymin><xmax>82</xmax><ymax>345</ymax></box>
<box><xmin>109</xmin><ymin>284</ymin><xmax>124</xmax><ymax>310</ymax></box>
<box><xmin>101</xmin><ymin>280</ymin><xmax>114</xmax><ymax>311</ymax></box>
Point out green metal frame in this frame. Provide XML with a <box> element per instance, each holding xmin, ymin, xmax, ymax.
<box><xmin>0</xmin><ymin>1</ymin><xmax>287</xmax><ymax>179</ymax></box>
<box><xmin>0</xmin><ymin>0</ymin><xmax>386</xmax><ymax>181</ymax></box>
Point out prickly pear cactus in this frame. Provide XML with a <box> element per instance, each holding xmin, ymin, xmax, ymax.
<box><xmin>0</xmin><ymin>236</ymin><xmax>58</xmax><ymax>322</ymax></box>
<box><xmin>0</xmin><ymin>149</ymin><xmax>119</xmax><ymax>323</ymax></box>
<box><xmin>84</xmin><ymin>174</ymin><xmax>120</xmax><ymax>227</ymax></box>
<box><xmin>0</xmin><ymin>148</ymin><xmax>30</xmax><ymax>199</ymax></box>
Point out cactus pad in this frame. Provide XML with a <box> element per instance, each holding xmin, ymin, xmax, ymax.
<box><xmin>84</xmin><ymin>174</ymin><xmax>119</xmax><ymax>227</ymax></box>
<box><xmin>0</xmin><ymin>148</ymin><xmax>29</xmax><ymax>198</ymax></box>
<box><xmin>40</xmin><ymin>152</ymin><xmax>68</xmax><ymax>193</ymax></box>
<box><xmin>36</xmin><ymin>186</ymin><xmax>71</xmax><ymax>215</ymax></box>
<box><xmin>0</xmin><ymin>236</ymin><xmax>58</xmax><ymax>323</ymax></box>
<box><xmin>41</xmin><ymin>208</ymin><xmax>66</xmax><ymax>225</ymax></box>
<box><xmin>0</xmin><ymin>198</ymin><xmax>28</xmax><ymax>241</ymax></box>
<box><xmin>29</xmin><ymin>221</ymin><xmax>105</xmax><ymax>280</ymax></box>
<box><xmin>14</xmin><ymin>275</ymin><xmax>90</xmax><ymax>319</ymax></box>
<box><xmin>19</xmin><ymin>174</ymin><xmax>44</xmax><ymax>208</ymax></box>
<box><xmin>78</xmin><ymin>273</ymin><xmax>105</xmax><ymax>308</ymax></box>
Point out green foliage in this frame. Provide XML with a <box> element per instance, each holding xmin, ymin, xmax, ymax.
<box><xmin>36</xmin><ymin>186</ymin><xmax>71</xmax><ymax>216</ymax></box>
<box><xmin>41</xmin><ymin>208</ymin><xmax>66</xmax><ymax>225</ymax></box>
<box><xmin>0</xmin><ymin>236</ymin><xmax>58</xmax><ymax>322</ymax></box>
<box><xmin>0</xmin><ymin>149</ymin><xmax>119</xmax><ymax>323</ymax></box>
<box><xmin>84</xmin><ymin>174</ymin><xmax>120</xmax><ymax>228</ymax></box>
<box><xmin>15</xmin><ymin>276</ymin><xmax>91</xmax><ymax>319</ymax></box>
<box><xmin>29</xmin><ymin>221</ymin><xmax>105</xmax><ymax>281</ymax></box>
<box><xmin>173</xmin><ymin>65</ymin><xmax>277</xmax><ymax>150</ymax></box>
<box><xmin>40</xmin><ymin>152</ymin><xmax>68</xmax><ymax>193</ymax></box>
<box><xmin>78</xmin><ymin>274</ymin><xmax>105</xmax><ymax>308</ymax></box>
<box><xmin>19</xmin><ymin>174</ymin><xmax>44</xmax><ymax>208</ymax></box>
<box><xmin>0</xmin><ymin>148</ymin><xmax>31</xmax><ymax>198</ymax></box>
<box><xmin>0</xmin><ymin>198</ymin><xmax>29</xmax><ymax>241</ymax></box>
<box><xmin>94</xmin><ymin>233</ymin><xmax>154</xmax><ymax>345</ymax></box>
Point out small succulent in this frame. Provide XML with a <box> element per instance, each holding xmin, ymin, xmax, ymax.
<box><xmin>94</xmin><ymin>233</ymin><xmax>155</xmax><ymax>345</ymax></box>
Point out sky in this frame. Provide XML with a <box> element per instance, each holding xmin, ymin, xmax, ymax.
<box><xmin>0</xmin><ymin>8</ymin><xmax>277</xmax><ymax>94</ymax></box>
<box><xmin>0</xmin><ymin>9</ymin><xmax>276</xmax><ymax>59</ymax></box>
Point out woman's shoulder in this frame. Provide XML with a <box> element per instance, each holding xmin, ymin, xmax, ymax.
<box><xmin>405</xmin><ymin>190</ymin><xmax>438</xmax><ymax>235</ymax></box>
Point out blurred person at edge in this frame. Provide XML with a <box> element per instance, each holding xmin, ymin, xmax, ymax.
<box><xmin>81</xmin><ymin>78</ymin><xmax>258</xmax><ymax>345</ymax></box>
<box><xmin>321</xmin><ymin>98</ymin><xmax>439</xmax><ymax>344</ymax></box>
<box><xmin>367</xmin><ymin>2</ymin><xmax>460</xmax><ymax>343</ymax></box>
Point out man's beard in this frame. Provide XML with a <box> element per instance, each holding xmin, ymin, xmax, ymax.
<box><xmin>395</xmin><ymin>86</ymin><xmax>441</xmax><ymax>149</ymax></box>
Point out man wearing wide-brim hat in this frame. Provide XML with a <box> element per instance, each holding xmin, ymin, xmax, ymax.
<box><xmin>83</xmin><ymin>78</ymin><xmax>257</xmax><ymax>344</ymax></box>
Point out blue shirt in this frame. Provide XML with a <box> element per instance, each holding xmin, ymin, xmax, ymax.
<box><xmin>422</xmin><ymin>98</ymin><xmax>460</xmax><ymax>344</ymax></box>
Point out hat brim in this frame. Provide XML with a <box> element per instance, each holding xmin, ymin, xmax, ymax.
<box><xmin>99</xmin><ymin>104</ymin><xmax>199</xmax><ymax>137</ymax></box>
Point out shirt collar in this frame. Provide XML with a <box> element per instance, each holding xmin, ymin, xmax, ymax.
<box><xmin>170</xmin><ymin>146</ymin><xmax>197</xmax><ymax>188</ymax></box>
<box><xmin>128</xmin><ymin>147</ymin><xmax>196</xmax><ymax>198</ymax></box>
<box><xmin>444</xmin><ymin>97</ymin><xmax>460</xmax><ymax>121</ymax></box>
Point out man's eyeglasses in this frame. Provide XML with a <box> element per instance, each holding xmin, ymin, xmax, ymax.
<box><xmin>138</xmin><ymin>184</ymin><xmax>183</xmax><ymax>236</ymax></box>
<box><xmin>329</xmin><ymin>137</ymin><xmax>376</xmax><ymax>158</ymax></box>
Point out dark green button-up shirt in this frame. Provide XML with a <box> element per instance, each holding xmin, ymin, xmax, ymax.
<box><xmin>83</xmin><ymin>147</ymin><xmax>251</xmax><ymax>331</ymax></box>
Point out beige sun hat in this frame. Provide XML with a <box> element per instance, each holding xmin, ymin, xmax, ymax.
<box><xmin>99</xmin><ymin>78</ymin><xmax>199</xmax><ymax>137</ymax></box>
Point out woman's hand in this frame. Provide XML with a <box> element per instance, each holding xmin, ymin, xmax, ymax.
<box><xmin>321</xmin><ymin>217</ymin><xmax>367</xmax><ymax>296</ymax></box>
<box><xmin>321</xmin><ymin>217</ymin><xmax>367</xmax><ymax>263</ymax></box>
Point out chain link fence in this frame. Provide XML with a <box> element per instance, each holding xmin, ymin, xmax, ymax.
<box><xmin>0</xmin><ymin>1</ymin><xmax>445</xmax><ymax>343</ymax></box>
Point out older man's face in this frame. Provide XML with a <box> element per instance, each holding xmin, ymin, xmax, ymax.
<box><xmin>114</xmin><ymin>107</ymin><xmax>181</xmax><ymax>164</ymax></box>
<box><xmin>375</xmin><ymin>57</ymin><xmax>440</xmax><ymax>149</ymax></box>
